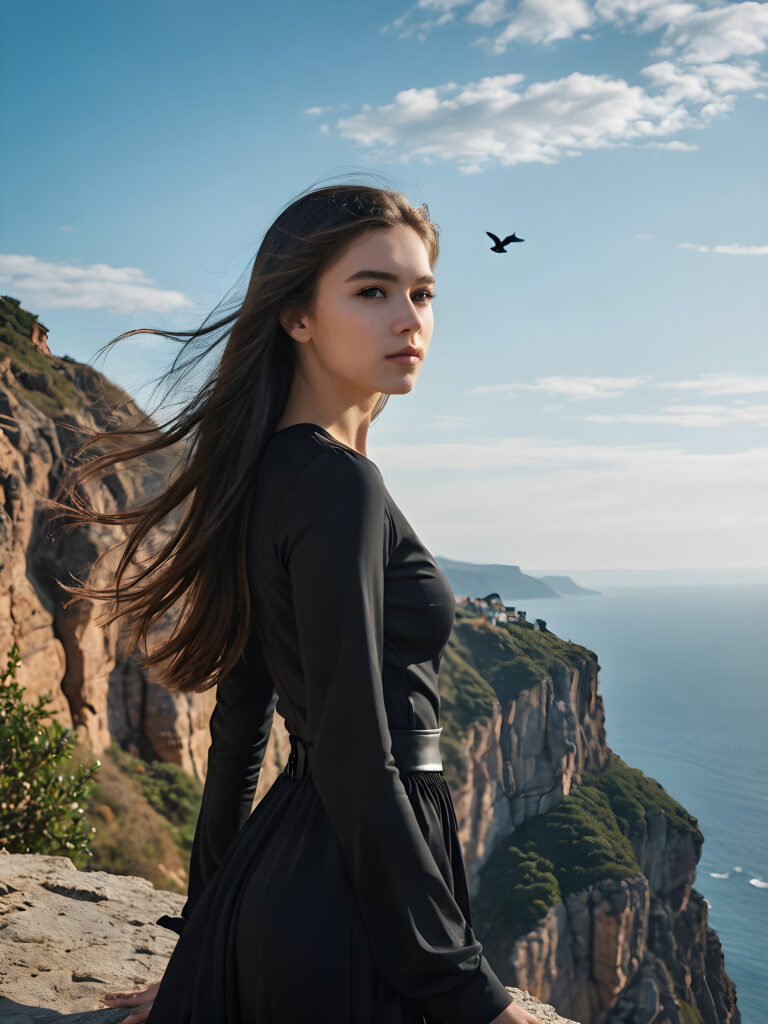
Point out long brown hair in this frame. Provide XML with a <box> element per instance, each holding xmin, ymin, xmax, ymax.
<box><xmin>46</xmin><ymin>178</ymin><xmax>440</xmax><ymax>694</ymax></box>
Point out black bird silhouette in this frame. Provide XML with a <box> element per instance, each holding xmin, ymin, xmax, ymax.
<box><xmin>486</xmin><ymin>231</ymin><xmax>525</xmax><ymax>252</ymax></box>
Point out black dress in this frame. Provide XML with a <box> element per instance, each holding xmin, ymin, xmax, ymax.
<box><xmin>148</xmin><ymin>423</ymin><xmax>514</xmax><ymax>1024</ymax></box>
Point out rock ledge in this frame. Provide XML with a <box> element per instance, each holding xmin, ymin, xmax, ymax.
<box><xmin>0</xmin><ymin>852</ymin><xmax>579</xmax><ymax>1023</ymax></box>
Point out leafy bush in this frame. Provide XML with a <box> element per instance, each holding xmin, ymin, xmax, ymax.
<box><xmin>0</xmin><ymin>643</ymin><xmax>101</xmax><ymax>857</ymax></box>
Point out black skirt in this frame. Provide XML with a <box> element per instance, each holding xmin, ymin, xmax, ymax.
<box><xmin>146</xmin><ymin>763</ymin><xmax>476</xmax><ymax>1024</ymax></box>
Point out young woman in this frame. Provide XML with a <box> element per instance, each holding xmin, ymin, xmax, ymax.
<box><xmin>55</xmin><ymin>182</ymin><xmax>543</xmax><ymax>1023</ymax></box>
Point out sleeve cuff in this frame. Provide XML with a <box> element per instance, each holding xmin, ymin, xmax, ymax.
<box><xmin>421</xmin><ymin>955</ymin><xmax>515</xmax><ymax>1024</ymax></box>
<box><xmin>155</xmin><ymin>913</ymin><xmax>186</xmax><ymax>936</ymax></box>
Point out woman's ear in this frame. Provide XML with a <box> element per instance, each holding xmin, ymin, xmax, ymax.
<box><xmin>279</xmin><ymin>307</ymin><xmax>308</xmax><ymax>343</ymax></box>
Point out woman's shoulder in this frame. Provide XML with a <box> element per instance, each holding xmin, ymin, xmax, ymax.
<box><xmin>267</xmin><ymin>424</ymin><xmax>383</xmax><ymax>494</ymax></box>
<box><xmin>263</xmin><ymin>427</ymin><xmax>394</xmax><ymax>564</ymax></box>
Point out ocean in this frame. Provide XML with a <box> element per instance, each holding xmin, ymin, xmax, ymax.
<box><xmin>508</xmin><ymin>580</ymin><xmax>768</xmax><ymax>1022</ymax></box>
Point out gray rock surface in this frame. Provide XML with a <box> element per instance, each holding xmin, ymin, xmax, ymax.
<box><xmin>0</xmin><ymin>852</ymin><xmax>580</xmax><ymax>1023</ymax></box>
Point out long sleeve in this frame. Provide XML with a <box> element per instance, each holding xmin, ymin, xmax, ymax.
<box><xmin>155</xmin><ymin>634</ymin><xmax>278</xmax><ymax>936</ymax></box>
<box><xmin>277</xmin><ymin>448</ymin><xmax>513</xmax><ymax>1024</ymax></box>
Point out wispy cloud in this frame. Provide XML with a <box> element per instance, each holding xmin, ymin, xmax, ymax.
<box><xmin>470</xmin><ymin>375</ymin><xmax>654</xmax><ymax>399</ymax></box>
<box><xmin>0</xmin><ymin>254</ymin><xmax>195</xmax><ymax>315</ymax></box>
<box><xmin>580</xmin><ymin>403</ymin><xmax>768</xmax><ymax>426</ymax></box>
<box><xmin>466</xmin><ymin>373</ymin><xmax>768</xmax><ymax>427</ymax></box>
<box><xmin>371</xmin><ymin>434</ymin><xmax>768</xmax><ymax>565</ymax></box>
<box><xmin>656</xmin><ymin>372</ymin><xmax>768</xmax><ymax>393</ymax></box>
<box><xmin>643</xmin><ymin>138</ymin><xmax>699</xmax><ymax>149</ymax></box>
<box><xmin>327</xmin><ymin>1</ymin><xmax>768</xmax><ymax>172</ymax></box>
<box><xmin>470</xmin><ymin>372</ymin><xmax>768</xmax><ymax>402</ymax></box>
<box><xmin>382</xmin><ymin>0</ymin><xmax>768</xmax><ymax>63</ymax></box>
<box><xmin>679</xmin><ymin>241</ymin><xmax>768</xmax><ymax>253</ymax></box>
<box><xmin>326</xmin><ymin>71</ymin><xmax>699</xmax><ymax>173</ymax></box>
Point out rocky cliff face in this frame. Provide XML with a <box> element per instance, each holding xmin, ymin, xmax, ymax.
<box><xmin>490</xmin><ymin>844</ymin><xmax>739</xmax><ymax>1024</ymax></box>
<box><xmin>1</xmin><ymin>298</ymin><xmax>741</xmax><ymax>1024</ymax></box>
<box><xmin>439</xmin><ymin>617</ymin><xmax>740</xmax><ymax>1024</ymax></box>
<box><xmin>1</xmin><ymin>297</ymin><xmax>219</xmax><ymax>775</ymax></box>
<box><xmin>449</xmin><ymin>653</ymin><xmax>609</xmax><ymax>879</ymax></box>
<box><xmin>0</xmin><ymin>296</ymin><xmax>294</xmax><ymax>796</ymax></box>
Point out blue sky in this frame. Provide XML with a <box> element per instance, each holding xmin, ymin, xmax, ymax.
<box><xmin>3</xmin><ymin>0</ymin><xmax>767</xmax><ymax>574</ymax></box>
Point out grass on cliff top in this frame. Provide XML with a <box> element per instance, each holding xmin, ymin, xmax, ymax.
<box><xmin>474</xmin><ymin>751</ymin><xmax>702</xmax><ymax>943</ymax></box>
<box><xmin>452</xmin><ymin>610</ymin><xmax>597</xmax><ymax>704</ymax></box>
<box><xmin>69</xmin><ymin>738</ymin><xmax>202</xmax><ymax>895</ymax></box>
<box><xmin>0</xmin><ymin>294</ymin><xmax>129</xmax><ymax>419</ymax></box>
<box><xmin>438</xmin><ymin>611</ymin><xmax>598</xmax><ymax>787</ymax></box>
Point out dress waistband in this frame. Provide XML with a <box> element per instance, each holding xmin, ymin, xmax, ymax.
<box><xmin>285</xmin><ymin>727</ymin><xmax>443</xmax><ymax>780</ymax></box>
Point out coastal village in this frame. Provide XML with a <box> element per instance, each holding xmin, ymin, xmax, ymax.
<box><xmin>455</xmin><ymin>592</ymin><xmax>548</xmax><ymax>633</ymax></box>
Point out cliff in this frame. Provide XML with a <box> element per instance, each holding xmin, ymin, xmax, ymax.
<box><xmin>0</xmin><ymin>298</ymin><xmax>741</xmax><ymax>1023</ymax></box>
<box><xmin>438</xmin><ymin>613</ymin><xmax>740</xmax><ymax>1024</ymax></box>
<box><xmin>0</xmin><ymin>294</ymin><xmax>229</xmax><ymax>778</ymax></box>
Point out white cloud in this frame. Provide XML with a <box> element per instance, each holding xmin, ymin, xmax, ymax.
<box><xmin>370</xmin><ymin>434</ymin><xmax>768</xmax><ymax>567</ymax></box>
<box><xmin>360</xmin><ymin>1</ymin><xmax>768</xmax><ymax>171</ymax></box>
<box><xmin>379</xmin><ymin>0</ymin><xmax>467</xmax><ymax>40</ymax></box>
<box><xmin>470</xmin><ymin>374</ymin><xmax>654</xmax><ymax>399</ymax></box>
<box><xmin>642</xmin><ymin>138</ymin><xmax>700</xmax><ymax>148</ymax></box>
<box><xmin>594</xmin><ymin>0</ymin><xmax>701</xmax><ymax>35</ymax></box>
<box><xmin>579</xmin><ymin>403</ymin><xmax>768</xmax><ymax>426</ymax></box>
<box><xmin>384</xmin><ymin>0</ymin><xmax>768</xmax><ymax>63</ymax></box>
<box><xmin>656</xmin><ymin>371</ymin><xmax>768</xmax><ymax>393</ymax></box>
<box><xmin>653</xmin><ymin>2</ymin><xmax>768</xmax><ymax>64</ymax></box>
<box><xmin>0</xmin><ymin>254</ymin><xmax>195</xmax><ymax>315</ymax></box>
<box><xmin>470</xmin><ymin>0</ymin><xmax>597</xmax><ymax>46</ymax></box>
<box><xmin>679</xmin><ymin>241</ymin><xmax>768</xmax><ymax>253</ymax></box>
<box><xmin>329</xmin><ymin>70</ymin><xmax>705</xmax><ymax>173</ymax></box>
<box><xmin>470</xmin><ymin>372</ymin><xmax>768</xmax><ymax>404</ymax></box>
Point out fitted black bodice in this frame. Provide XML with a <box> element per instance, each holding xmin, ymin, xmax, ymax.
<box><xmin>246</xmin><ymin>422</ymin><xmax>456</xmax><ymax>743</ymax></box>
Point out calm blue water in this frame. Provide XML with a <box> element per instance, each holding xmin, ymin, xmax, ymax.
<box><xmin>511</xmin><ymin>583</ymin><xmax>768</xmax><ymax>1023</ymax></box>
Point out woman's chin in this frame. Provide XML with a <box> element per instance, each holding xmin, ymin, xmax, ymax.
<box><xmin>381</xmin><ymin>379</ymin><xmax>417</xmax><ymax>396</ymax></box>
<box><xmin>380</xmin><ymin>370</ymin><xmax>421</xmax><ymax>395</ymax></box>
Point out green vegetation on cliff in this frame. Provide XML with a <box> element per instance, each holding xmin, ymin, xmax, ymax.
<box><xmin>474</xmin><ymin>752</ymin><xmax>702</xmax><ymax>942</ymax></box>
<box><xmin>0</xmin><ymin>294</ymin><xmax>128</xmax><ymax>419</ymax></box>
<box><xmin>74</xmin><ymin>739</ymin><xmax>201</xmax><ymax>893</ymax></box>
<box><xmin>451</xmin><ymin>610</ymin><xmax>597</xmax><ymax>705</ymax></box>
<box><xmin>677</xmin><ymin>999</ymin><xmax>706</xmax><ymax>1024</ymax></box>
<box><xmin>438</xmin><ymin>611</ymin><xmax>597</xmax><ymax>786</ymax></box>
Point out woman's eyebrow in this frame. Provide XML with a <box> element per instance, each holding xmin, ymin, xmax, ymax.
<box><xmin>344</xmin><ymin>270</ymin><xmax>436</xmax><ymax>285</ymax></box>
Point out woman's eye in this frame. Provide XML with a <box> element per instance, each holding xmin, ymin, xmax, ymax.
<box><xmin>358</xmin><ymin>287</ymin><xmax>436</xmax><ymax>302</ymax></box>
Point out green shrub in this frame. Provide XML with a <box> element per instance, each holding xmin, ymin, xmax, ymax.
<box><xmin>0</xmin><ymin>643</ymin><xmax>101</xmax><ymax>857</ymax></box>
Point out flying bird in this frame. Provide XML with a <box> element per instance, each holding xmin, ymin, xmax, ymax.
<box><xmin>486</xmin><ymin>231</ymin><xmax>525</xmax><ymax>252</ymax></box>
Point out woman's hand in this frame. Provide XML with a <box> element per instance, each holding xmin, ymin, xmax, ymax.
<box><xmin>99</xmin><ymin>980</ymin><xmax>161</xmax><ymax>1023</ymax></box>
<box><xmin>490</xmin><ymin>1000</ymin><xmax>546</xmax><ymax>1023</ymax></box>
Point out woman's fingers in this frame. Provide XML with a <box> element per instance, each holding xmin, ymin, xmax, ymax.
<box><xmin>116</xmin><ymin>1003</ymin><xmax>152</xmax><ymax>1019</ymax></box>
<box><xmin>119</xmin><ymin>1003</ymin><xmax>153</xmax><ymax>1024</ymax></box>
<box><xmin>100</xmin><ymin>981</ymin><xmax>161</xmax><ymax>1005</ymax></box>
<box><xmin>99</xmin><ymin>994</ymin><xmax>155</xmax><ymax>1022</ymax></box>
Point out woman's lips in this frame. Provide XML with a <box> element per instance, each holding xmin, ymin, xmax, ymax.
<box><xmin>386</xmin><ymin>353</ymin><xmax>420</xmax><ymax>364</ymax></box>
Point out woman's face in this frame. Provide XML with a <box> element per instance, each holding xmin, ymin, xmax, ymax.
<box><xmin>282</xmin><ymin>224</ymin><xmax>435</xmax><ymax>401</ymax></box>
